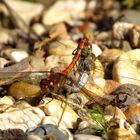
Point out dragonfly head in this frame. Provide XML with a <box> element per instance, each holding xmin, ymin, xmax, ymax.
<box><xmin>40</xmin><ymin>78</ymin><xmax>55</xmax><ymax>93</ymax></box>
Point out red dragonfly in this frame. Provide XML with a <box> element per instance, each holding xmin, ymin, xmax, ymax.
<box><xmin>0</xmin><ymin>36</ymin><xmax>139</xmax><ymax>128</ymax></box>
<box><xmin>0</xmin><ymin>35</ymin><xmax>105</xmax><ymax>127</ymax></box>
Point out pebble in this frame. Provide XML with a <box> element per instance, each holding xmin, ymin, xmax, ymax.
<box><xmin>109</xmin><ymin>128</ymin><xmax>136</xmax><ymax>140</ymax></box>
<box><xmin>47</xmin><ymin>39</ymin><xmax>77</xmax><ymax>56</ymax></box>
<box><xmin>39</xmin><ymin>98</ymin><xmax>79</xmax><ymax>129</ymax></box>
<box><xmin>29</xmin><ymin>56</ymin><xmax>46</xmax><ymax>71</ymax></box>
<box><xmin>112</xmin><ymin>49</ymin><xmax>140</xmax><ymax>86</ymax></box>
<box><xmin>0</xmin><ymin>96</ymin><xmax>15</xmax><ymax>105</ymax></box>
<box><xmin>68</xmin><ymin>92</ymin><xmax>89</xmax><ymax>108</ymax></box>
<box><xmin>42</xmin><ymin>116</ymin><xmax>67</xmax><ymax>129</ymax></box>
<box><xmin>131</xmin><ymin>124</ymin><xmax>140</xmax><ymax>135</ymax></box>
<box><xmin>0</xmin><ymin>57</ymin><xmax>11</xmax><ymax>68</ymax></box>
<box><xmin>105</xmin><ymin>106</ymin><xmax>126</xmax><ymax>120</ymax></box>
<box><xmin>91</xmin><ymin>77</ymin><xmax>106</xmax><ymax>91</ymax></box>
<box><xmin>124</xmin><ymin>104</ymin><xmax>140</xmax><ymax>124</ymax></box>
<box><xmin>82</xmin><ymin>79</ymin><xmax>105</xmax><ymax>100</ymax></box>
<box><xmin>0</xmin><ymin>129</ymin><xmax>26</xmax><ymax>140</ymax></box>
<box><xmin>5</xmin><ymin>0</ymin><xmax>44</xmax><ymax>25</ymax></box>
<box><xmin>121</xmin><ymin>10</ymin><xmax>140</xmax><ymax>25</ymax></box>
<box><xmin>26</xmin><ymin>135</ymin><xmax>42</xmax><ymax>140</ymax></box>
<box><xmin>74</xmin><ymin>134</ymin><xmax>102</xmax><ymax>140</ymax></box>
<box><xmin>26</xmin><ymin>124</ymin><xmax>68</xmax><ymax>140</ymax></box>
<box><xmin>42</xmin><ymin>0</ymin><xmax>91</xmax><ymax>25</ymax></box>
<box><xmin>32</xmin><ymin>23</ymin><xmax>46</xmax><ymax>36</ymax></box>
<box><xmin>45</xmin><ymin>55</ymin><xmax>73</xmax><ymax>71</ymax></box>
<box><xmin>2</xmin><ymin>49</ymin><xmax>28</xmax><ymax>62</ymax></box>
<box><xmin>128</xmin><ymin>27</ymin><xmax>140</xmax><ymax>48</ymax></box>
<box><xmin>112</xmin><ymin>84</ymin><xmax>140</xmax><ymax>111</ymax></box>
<box><xmin>104</xmin><ymin>80</ymin><xmax>120</xmax><ymax>94</ymax></box>
<box><xmin>113</xmin><ymin>22</ymin><xmax>134</xmax><ymax>40</ymax></box>
<box><xmin>8</xmin><ymin>82</ymin><xmax>42</xmax><ymax>101</ymax></box>
<box><xmin>96</xmin><ymin>32</ymin><xmax>111</xmax><ymax>41</ymax></box>
<box><xmin>120</xmin><ymin>40</ymin><xmax>132</xmax><ymax>51</ymax></box>
<box><xmin>49</xmin><ymin>23</ymin><xmax>69</xmax><ymax>39</ymax></box>
<box><xmin>113</xmin><ymin>22</ymin><xmax>140</xmax><ymax>48</ymax></box>
<box><xmin>42</xmin><ymin>116</ymin><xmax>73</xmax><ymax>140</ymax></box>
<box><xmin>76</xmin><ymin>121</ymin><xmax>92</xmax><ymax>134</ymax></box>
<box><xmin>99</xmin><ymin>49</ymin><xmax>124</xmax><ymax>64</ymax></box>
<box><xmin>0</xmin><ymin>105</ymin><xmax>45</xmax><ymax>131</ymax></box>
<box><xmin>0</xmin><ymin>29</ymin><xmax>13</xmax><ymax>44</ymax></box>
<box><xmin>92</xmin><ymin>44</ymin><xmax>102</xmax><ymax>57</ymax></box>
<box><xmin>92</xmin><ymin>59</ymin><xmax>104</xmax><ymax>78</ymax></box>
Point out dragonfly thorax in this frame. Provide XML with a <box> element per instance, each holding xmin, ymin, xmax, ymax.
<box><xmin>40</xmin><ymin>72</ymin><xmax>68</xmax><ymax>94</ymax></box>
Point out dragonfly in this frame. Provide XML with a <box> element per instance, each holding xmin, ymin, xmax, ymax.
<box><xmin>1</xmin><ymin>33</ymin><xmax>140</xmax><ymax>132</ymax></box>
<box><xmin>1</xmin><ymin>35</ymin><xmax>140</xmax><ymax>129</ymax></box>
<box><xmin>0</xmin><ymin>35</ymin><xmax>109</xmax><ymax>127</ymax></box>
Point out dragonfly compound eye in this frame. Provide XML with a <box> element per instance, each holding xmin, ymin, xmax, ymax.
<box><xmin>40</xmin><ymin>78</ymin><xmax>54</xmax><ymax>91</ymax></box>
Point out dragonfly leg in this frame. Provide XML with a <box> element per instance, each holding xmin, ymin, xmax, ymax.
<box><xmin>56</xmin><ymin>89</ymin><xmax>72</xmax><ymax>128</ymax></box>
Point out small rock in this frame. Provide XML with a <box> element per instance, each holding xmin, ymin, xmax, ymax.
<box><xmin>15</xmin><ymin>100</ymin><xmax>32</xmax><ymax>109</ymax></box>
<box><xmin>2</xmin><ymin>49</ymin><xmax>28</xmax><ymax>62</ymax></box>
<box><xmin>120</xmin><ymin>41</ymin><xmax>132</xmax><ymax>51</ymax></box>
<box><xmin>75</xmin><ymin>121</ymin><xmax>92</xmax><ymax>135</ymax></box>
<box><xmin>113</xmin><ymin>49</ymin><xmax>140</xmax><ymax>86</ymax></box>
<box><xmin>121</xmin><ymin>10</ymin><xmax>140</xmax><ymax>25</ymax></box>
<box><xmin>112</xmin><ymin>84</ymin><xmax>140</xmax><ymax>111</ymax></box>
<box><xmin>47</xmin><ymin>39</ymin><xmax>77</xmax><ymax>56</ymax></box>
<box><xmin>124</xmin><ymin>104</ymin><xmax>140</xmax><ymax>124</ymax></box>
<box><xmin>48</xmin><ymin>23</ymin><xmax>69</xmax><ymax>39</ymax></box>
<box><xmin>26</xmin><ymin>124</ymin><xmax>68</xmax><ymax>140</ymax></box>
<box><xmin>109</xmin><ymin>118</ymin><xmax>136</xmax><ymax>134</ymax></box>
<box><xmin>104</xmin><ymin>80</ymin><xmax>120</xmax><ymax>94</ymax></box>
<box><xmin>0</xmin><ymin>129</ymin><xmax>26</xmax><ymax>140</ymax></box>
<box><xmin>5</xmin><ymin>0</ymin><xmax>44</xmax><ymax>26</ymax></box>
<box><xmin>32</xmin><ymin>23</ymin><xmax>46</xmax><ymax>36</ymax></box>
<box><xmin>29</xmin><ymin>56</ymin><xmax>46</xmax><ymax>71</ymax></box>
<box><xmin>68</xmin><ymin>92</ymin><xmax>89</xmax><ymax>108</ymax></box>
<box><xmin>128</xmin><ymin>27</ymin><xmax>140</xmax><ymax>48</ymax></box>
<box><xmin>0</xmin><ymin>96</ymin><xmax>15</xmax><ymax>105</ymax></box>
<box><xmin>113</xmin><ymin>22</ymin><xmax>134</xmax><ymax>40</ymax></box>
<box><xmin>131</xmin><ymin>124</ymin><xmax>140</xmax><ymax>135</ymax></box>
<box><xmin>42</xmin><ymin>116</ymin><xmax>67</xmax><ymax>129</ymax></box>
<box><xmin>0</xmin><ymin>105</ymin><xmax>45</xmax><ymax>131</ymax></box>
<box><xmin>42</xmin><ymin>116</ymin><xmax>73</xmax><ymax>140</ymax></box>
<box><xmin>26</xmin><ymin>134</ymin><xmax>42</xmax><ymax>140</ymax></box>
<box><xmin>99</xmin><ymin>49</ymin><xmax>124</xmax><ymax>64</ymax></box>
<box><xmin>92</xmin><ymin>59</ymin><xmax>104</xmax><ymax>78</ymax></box>
<box><xmin>42</xmin><ymin>0</ymin><xmax>88</xmax><ymax>25</ymax></box>
<box><xmin>105</xmin><ymin>106</ymin><xmax>126</xmax><ymax>120</ymax></box>
<box><xmin>8</xmin><ymin>82</ymin><xmax>42</xmax><ymax>101</ymax></box>
<box><xmin>45</xmin><ymin>55</ymin><xmax>73</xmax><ymax>71</ymax></box>
<box><xmin>112</xmin><ymin>40</ymin><xmax>121</xmax><ymax>49</ymax></box>
<box><xmin>96</xmin><ymin>32</ymin><xmax>110</xmax><ymax>41</ymax></box>
<box><xmin>91</xmin><ymin>77</ymin><xmax>106</xmax><ymax>91</ymax></box>
<box><xmin>113</xmin><ymin>22</ymin><xmax>140</xmax><ymax>48</ymax></box>
<box><xmin>0</xmin><ymin>57</ymin><xmax>11</xmax><ymax>68</ymax></box>
<box><xmin>92</xmin><ymin>44</ymin><xmax>102</xmax><ymax>57</ymax></box>
<box><xmin>39</xmin><ymin>98</ymin><xmax>79</xmax><ymax>129</ymax></box>
<box><xmin>0</xmin><ymin>29</ymin><xmax>13</xmax><ymax>44</ymax></box>
<box><xmin>109</xmin><ymin>128</ymin><xmax>136</xmax><ymax>140</ymax></box>
<box><xmin>74</xmin><ymin>134</ymin><xmax>102</xmax><ymax>140</ymax></box>
<box><xmin>82</xmin><ymin>79</ymin><xmax>105</xmax><ymax>100</ymax></box>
